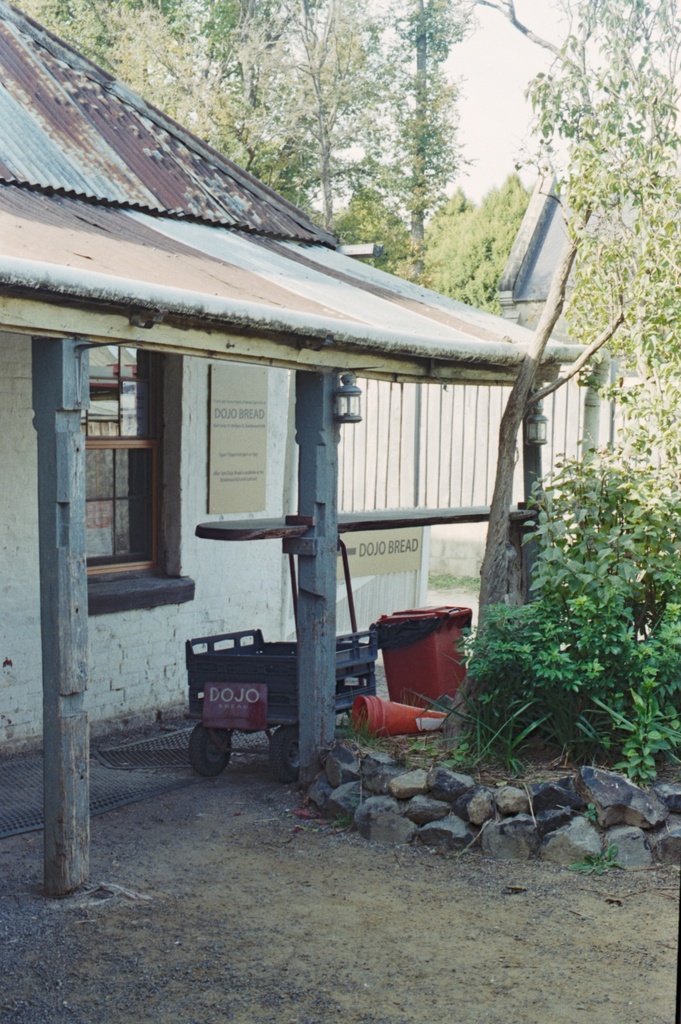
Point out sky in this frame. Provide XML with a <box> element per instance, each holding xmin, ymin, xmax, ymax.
<box><xmin>449</xmin><ymin>1</ymin><xmax>567</xmax><ymax>202</ymax></box>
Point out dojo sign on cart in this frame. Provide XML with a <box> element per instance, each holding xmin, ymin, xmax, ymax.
<box><xmin>203</xmin><ymin>682</ymin><xmax>268</xmax><ymax>730</ymax></box>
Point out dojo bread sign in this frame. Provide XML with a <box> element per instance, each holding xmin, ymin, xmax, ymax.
<box><xmin>338</xmin><ymin>527</ymin><xmax>423</xmax><ymax>578</ymax></box>
<box><xmin>203</xmin><ymin>682</ymin><xmax>267</xmax><ymax>730</ymax></box>
<box><xmin>208</xmin><ymin>364</ymin><xmax>268</xmax><ymax>514</ymax></box>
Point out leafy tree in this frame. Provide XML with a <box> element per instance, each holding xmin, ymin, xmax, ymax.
<box><xmin>334</xmin><ymin>188</ymin><xmax>413</xmax><ymax>276</ymax></box>
<box><xmin>17</xmin><ymin>0</ymin><xmax>400</xmax><ymax>227</ymax></box>
<box><xmin>383</xmin><ymin>0</ymin><xmax>470</xmax><ymax>272</ymax></box>
<box><xmin>452</xmin><ymin>0</ymin><xmax>681</xmax><ymax>772</ymax></box>
<box><xmin>192</xmin><ymin>0</ymin><xmax>314</xmax><ymax>202</ymax></box>
<box><xmin>464</xmin><ymin>451</ymin><xmax>681</xmax><ymax>780</ymax></box>
<box><xmin>470</xmin><ymin>0</ymin><xmax>681</xmax><ymax>613</ymax></box>
<box><xmin>422</xmin><ymin>175</ymin><xmax>530</xmax><ymax>312</ymax></box>
<box><xmin>282</xmin><ymin>0</ymin><xmax>388</xmax><ymax>230</ymax></box>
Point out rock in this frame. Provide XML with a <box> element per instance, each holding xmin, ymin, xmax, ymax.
<box><xmin>453</xmin><ymin>786</ymin><xmax>495</xmax><ymax>825</ymax></box>
<box><xmin>496</xmin><ymin>785</ymin><xmax>529</xmax><ymax>816</ymax></box>
<box><xmin>534</xmin><ymin>807</ymin><xmax>575</xmax><ymax>838</ymax></box>
<box><xmin>325</xmin><ymin>781</ymin><xmax>362</xmax><ymax>820</ymax></box>
<box><xmin>324</xmin><ymin>741</ymin><xmax>361</xmax><ymax>788</ymax></box>
<box><xmin>604</xmin><ymin>825</ymin><xmax>653</xmax><ymax>868</ymax></box>
<box><xmin>426</xmin><ymin>766</ymin><xmax>476</xmax><ymax>803</ymax></box>
<box><xmin>576</xmin><ymin>766</ymin><xmax>667</xmax><ymax>829</ymax></box>
<box><xmin>388</xmin><ymin>769</ymin><xmax>430</xmax><ymax>799</ymax></box>
<box><xmin>653</xmin><ymin>782</ymin><xmax>681</xmax><ymax>815</ymax></box>
<box><xmin>416</xmin><ymin>815</ymin><xmax>475</xmax><ymax>852</ymax></box>
<box><xmin>361</xmin><ymin>751</ymin><xmax>405</xmax><ymax>794</ymax></box>
<box><xmin>481</xmin><ymin>815</ymin><xmax>540</xmax><ymax>861</ymax></box>
<box><xmin>530</xmin><ymin>778</ymin><xmax>585</xmax><ymax>813</ymax></box>
<box><xmin>653</xmin><ymin>819</ymin><xmax>681</xmax><ymax>866</ymax></box>
<box><xmin>307</xmin><ymin>773</ymin><xmax>334</xmax><ymax>814</ymax></box>
<box><xmin>404</xmin><ymin>794</ymin><xmax>452</xmax><ymax>825</ymax></box>
<box><xmin>354</xmin><ymin>796</ymin><xmax>417</xmax><ymax>844</ymax></box>
<box><xmin>542</xmin><ymin>817</ymin><xmax>602</xmax><ymax>865</ymax></box>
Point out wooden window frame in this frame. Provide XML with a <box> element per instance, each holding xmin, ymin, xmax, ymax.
<box><xmin>85</xmin><ymin>348</ymin><xmax>161</xmax><ymax>576</ymax></box>
<box><xmin>85</xmin><ymin>437</ymin><xmax>159</xmax><ymax>575</ymax></box>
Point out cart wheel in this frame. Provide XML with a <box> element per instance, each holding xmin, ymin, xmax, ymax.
<box><xmin>188</xmin><ymin>724</ymin><xmax>232</xmax><ymax>777</ymax></box>
<box><xmin>268</xmin><ymin>725</ymin><xmax>300</xmax><ymax>783</ymax></box>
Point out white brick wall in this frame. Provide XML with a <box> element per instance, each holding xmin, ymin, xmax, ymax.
<box><xmin>0</xmin><ymin>339</ymin><xmax>419</xmax><ymax>750</ymax></box>
<box><xmin>0</xmin><ymin>333</ymin><xmax>42</xmax><ymax>744</ymax></box>
<box><xmin>0</xmin><ymin>339</ymin><xmax>296</xmax><ymax>748</ymax></box>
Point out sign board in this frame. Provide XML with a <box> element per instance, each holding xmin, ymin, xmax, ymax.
<box><xmin>209</xmin><ymin>364</ymin><xmax>268</xmax><ymax>514</ymax></box>
<box><xmin>337</xmin><ymin>527</ymin><xmax>423</xmax><ymax>579</ymax></box>
<box><xmin>202</xmin><ymin>682</ymin><xmax>268</xmax><ymax>731</ymax></box>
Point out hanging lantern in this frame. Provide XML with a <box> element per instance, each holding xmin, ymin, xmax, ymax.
<box><xmin>525</xmin><ymin>401</ymin><xmax>548</xmax><ymax>445</ymax></box>
<box><xmin>333</xmin><ymin>373</ymin><xmax>362</xmax><ymax>424</ymax></box>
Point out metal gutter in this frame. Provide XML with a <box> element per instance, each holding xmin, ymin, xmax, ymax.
<box><xmin>0</xmin><ymin>255</ymin><xmax>585</xmax><ymax>373</ymax></box>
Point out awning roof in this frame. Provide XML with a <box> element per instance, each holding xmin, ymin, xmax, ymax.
<box><xmin>0</xmin><ymin>2</ymin><xmax>584</xmax><ymax>385</ymax></box>
<box><xmin>0</xmin><ymin>185</ymin><xmax>583</xmax><ymax>385</ymax></box>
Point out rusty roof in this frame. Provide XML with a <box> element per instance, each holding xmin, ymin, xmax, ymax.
<box><xmin>0</xmin><ymin>4</ymin><xmax>586</xmax><ymax>384</ymax></box>
<box><xmin>0</xmin><ymin>1</ymin><xmax>335</xmax><ymax>245</ymax></box>
<box><xmin>0</xmin><ymin>184</ymin><xmax>585</xmax><ymax>384</ymax></box>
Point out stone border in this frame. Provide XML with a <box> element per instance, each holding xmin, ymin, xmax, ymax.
<box><xmin>307</xmin><ymin>742</ymin><xmax>681</xmax><ymax>868</ymax></box>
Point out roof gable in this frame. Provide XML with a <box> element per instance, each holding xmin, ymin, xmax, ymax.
<box><xmin>0</xmin><ymin>1</ymin><xmax>335</xmax><ymax>245</ymax></box>
<box><xmin>499</xmin><ymin>175</ymin><xmax>568</xmax><ymax>306</ymax></box>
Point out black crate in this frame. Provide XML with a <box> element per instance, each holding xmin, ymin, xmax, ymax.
<box><xmin>186</xmin><ymin>627</ymin><xmax>376</xmax><ymax>725</ymax></box>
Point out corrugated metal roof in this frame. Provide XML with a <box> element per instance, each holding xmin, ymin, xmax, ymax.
<box><xmin>0</xmin><ymin>4</ymin><xmax>586</xmax><ymax>384</ymax></box>
<box><xmin>145</xmin><ymin>215</ymin><xmax>537</xmax><ymax>346</ymax></box>
<box><xmin>0</xmin><ymin>184</ymin><xmax>584</xmax><ymax>384</ymax></box>
<box><xmin>0</xmin><ymin>1</ymin><xmax>335</xmax><ymax>245</ymax></box>
<box><xmin>0</xmin><ymin>186</ymin><xmax>344</xmax><ymax>319</ymax></box>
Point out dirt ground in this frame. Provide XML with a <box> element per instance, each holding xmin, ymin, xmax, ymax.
<box><xmin>0</xmin><ymin>745</ymin><xmax>678</xmax><ymax>1024</ymax></box>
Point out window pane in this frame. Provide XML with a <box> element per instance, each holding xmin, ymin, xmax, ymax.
<box><xmin>115</xmin><ymin>497</ymin><xmax>151</xmax><ymax>559</ymax></box>
<box><xmin>113</xmin><ymin>450</ymin><xmax>152</xmax><ymax>561</ymax></box>
<box><xmin>119</xmin><ymin>348</ymin><xmax>138</xmax><ymax>380</ymax></box>
<box><xmin>120</xmin><ymin>381</ymin><xmax>149</xmax><ymax>436</ymax></box>
<box><xmin>87</xmin><ymin>346</ymin><xmax>120</xmax><ymax>436</ymax></box>
<box><xmin>86</xmin><ymin>449</ymin><xmax>113</xmax><ymax>499</ymax></box>
<box><xmin>86</xmin><ymin>500</ymin><xmax>114</xmax><ymax>558</ymax></box>
<box><xmin>115</xmin><ymin>449</ymin><xmax>150</xmax><ymax>497</ymax></box>
<box><xmin>85</xmin><ymin>346</ymin><xmax>157</xmax><ymax>569</ymax></box>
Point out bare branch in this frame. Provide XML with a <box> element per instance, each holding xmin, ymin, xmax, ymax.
<box><xmin>475</xmin><ymin>0</ymin><xmax>562</xmax><ymax>57</ymax></box>
<box><xmin>528</xmin><ymin>310</ymin><xmax>625</xmax><ymax>409</ymax></box>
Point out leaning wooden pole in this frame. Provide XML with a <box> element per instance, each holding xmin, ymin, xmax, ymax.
<box><xmin>32</xmin><ymin>337</ymin><xmax>90</xmax><ymax>897</ymax></box>
<box><xmin>478</xmin><ymin>232</ymin><xmax>579</xmax><ymax>612</ymax></box>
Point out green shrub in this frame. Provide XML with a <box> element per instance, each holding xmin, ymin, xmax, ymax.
<box><xmin>464</xmin><ymin>451</ymin><xmax>681</xmax><ymax>780</ymax></box>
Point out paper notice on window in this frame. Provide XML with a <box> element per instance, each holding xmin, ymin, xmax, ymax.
<box><xmin>209</xmin><ymin>364</ymin><xmax>269</xmax><ymax>514</ymax></box>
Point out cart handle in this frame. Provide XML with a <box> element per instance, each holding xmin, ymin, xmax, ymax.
<box><xmin>338</xmin><ymin>538</ymin><xmax>358</xmax><ymax>634</ymax></box>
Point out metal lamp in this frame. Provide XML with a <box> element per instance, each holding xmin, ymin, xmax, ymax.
<box><xmin>525</xmin><ymin>402</ymin><xmax>548</xmax><ymax>445</ymax></box>
<box><xmin>333</xmin><ymin>373</ymin><xmax>362</xmax><ymax>424</ymax></box>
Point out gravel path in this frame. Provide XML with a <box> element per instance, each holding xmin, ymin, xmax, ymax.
<box><xmin>0</xmin><ymin>745</ymin><xmax>677</xmax><ymax>1024</ymax></box>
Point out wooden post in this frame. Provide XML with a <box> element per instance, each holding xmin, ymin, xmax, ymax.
<box><xmin>32</xmin><ymin>337</ymin><xmax>90</xmax><ymax>897</ymax></box>
<box><xmin>521</xmin><ymin>418</ymin><xmax>545</xmax><ymax>603</ymax></box>
<box><xmin>294</xmin><ymin>371</ymin><xmax>340</xmax><ymax>783</ymax></box>
<box><xmin>583</xmin><ymin>354</ymin><xmax>610</xmax><ymax>454</ymax></box>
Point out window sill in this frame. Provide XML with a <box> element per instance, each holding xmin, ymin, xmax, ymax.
<box><xmin>88</xmin><ymin>572</ymin><xmax>195</xmax><ymax>616</ymax></box>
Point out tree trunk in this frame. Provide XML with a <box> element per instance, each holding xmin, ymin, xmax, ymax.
<box><xmin>441</xmin><ymin>231</ymin><xmax>579</xmax><ymax>742</ymax></box>
<box><xmin>478</xmin><ymin>231</ymin><xmax>579</xmax><ymax>611</ymax></box>
<box><xmin>320</xmin><ymin>129</ymin><xmax>334</xmax><ymax>231</ymax></box>
<box><xmin>410</xmin><ymin>0</ymin><xmax>427</xmax><ymax>277</ymax></box>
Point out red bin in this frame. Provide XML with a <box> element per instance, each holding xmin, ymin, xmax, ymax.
<box><xmin>375</xmin><ymin>606</ymin><xmax>472</xmax><ymax>706</ymax></box>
